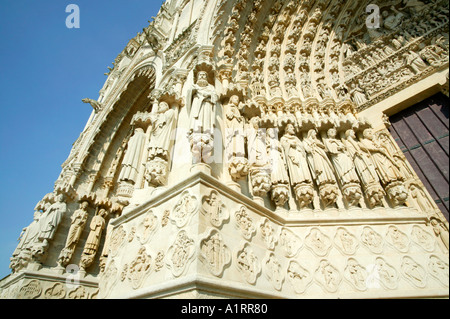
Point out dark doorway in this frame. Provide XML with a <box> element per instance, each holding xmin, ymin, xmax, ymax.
<box><xmin>389</xmin><ymin>92</ymin><xmax>449</xmax><ymax>221</ymax></box>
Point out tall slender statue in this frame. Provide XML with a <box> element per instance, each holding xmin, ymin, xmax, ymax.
<box><xmin>303</xmin><ymin>129</ymin><xmax>339</xmax><ymax>207</ymax></box>
<box><xmin>324</xmin><ymin>128</ymin><xmax>362</xmax><ymax>207</ymax></box>
<box><xmin>267</xmin><ymin>128</ymin><xmax>290</xmax><ymax>208</ymax></box>
<box><xmin>32</xmin><ymin>194</ymin><xmax>67</xmax><ymax>262</ymax></box>
<box><xmin>58</xmin><ymin>201</ymin><xmax>89</xmax><ymax>266</ymax></box>
<box><xmin>186</xmin><ymin>70</ymin><xmax>218</xmax><ymax>135</ymax></box>
<box><xmin>118</xmin><ymin>127</ymin><xmax>146</xmax><ymax>184</ymax></box>
<box><xmin>343</xmin><ymin>129</ymin><xmax>385</xmax><ymax>208</ymax></box>
<box><xmin>280</xmin><ymin>124</ymin><xmax>314</xmax><ymax>208</ymax></box>
<box><xmin>80</xmin><ymin>208</ymin><xmax>108</xmax><ymax>271</ymax></box>
<box><xmin>146</xmin><ymin>101</ymin><xmax>177</xmax><ymax>186</ymax></box>
<box><xmin>359</xmin><ymin>128</ymin><xmax>407</xmax><ymax>206</ymax></box>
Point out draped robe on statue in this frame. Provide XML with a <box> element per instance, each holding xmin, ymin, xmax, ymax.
<box><xmin>148</xmin><ymin>107</ymin><xmax>177</xmax><ymax>161</ymax></box>
<box><xmin>119</xmin><ymin>128</ymin><xmax>146</xmax><ymax>184</ymax></box>
<box><xmin>186</xmin><ymin>83</ymin><xmax>218</xmax><ymax>135</ymax></box>
<box><xmin>280</xmin><ymin>133</ymin><xmax>312</xmax><ymax>186</ymax></box>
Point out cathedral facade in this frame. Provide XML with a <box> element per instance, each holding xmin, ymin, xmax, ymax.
<box><xmin>1</xmin><ymin>0</ymin><xmax>449</xmax><ymax>299</ymax></box>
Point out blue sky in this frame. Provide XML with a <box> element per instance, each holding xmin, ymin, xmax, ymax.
<box><xmin>0</xmin><ymin>0</ymin><xmax>163</xmax><ymax>279</ymax></box>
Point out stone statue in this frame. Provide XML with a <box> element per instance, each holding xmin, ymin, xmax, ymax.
<box><xmin>303</xmin><ymin>129</ymin><xmax>339</xmax><ymax>207</ymax></box>
<box><xmin>148</xmin><ymin>101</ymin><xmax>177</xmax><ymax>161</ymax></box>
<box><xmin>146</xmin><ymin>101</ymin><xmax>177</xmax><ymax>186</ymax></box>
<box><xmin>349</xmin><ymin>83</ymin><xmax>368</xmax><ymax>106</ymax></box>
<box><xmin>186</xmin><ymin>70</ymin><xmax>218</xmax><ymax>135</ymax></box>
<box><xmin>343</xmin><ymin>129</ymin><xmax>385</xmax><ymax>207</ymax></box>
<box><xmin>13</xmin><ymin>211</ymin><xmax>42</xmax><ymax>258</ymax></box>
<box><xmin>81</xmin><ymin>208</ymin><xmax>108</xmax><ymax>270</ymax></box>
<box><xmin>324</xmin><ymin>128</ymin><xmax>362</xmax><ymax>206</ymax></box>
<box><xmin>358</xmin><ymin>129</ymin><xmax>403</xmax><ymax>186</ymax></box>
<box><xmin>58</xmin><ymin>201</ymin><xmax>89</xmax><ymax>266</ymax></box>
<box><xmin>280</xmin><ymin>124</ymin><xmax>314</xmax><ymax>208</ymax></box>
<box><xmin>224</xmin><ymin>95</ymin><xmax>246</xmax><ymax>161</ymax></box>
<box><xmin>37</xmin><ymin>194</ymin><xmax>67</xmax><ymax>247</ymax></box>
<box><xmin>303</xmin><ymin>129</ymin><xmax>337</xmax><ymax>186</ymax></box>
<box><xmin>118</xmin><ymin>127</ymin><xmax>146</xmax><ymax>184</ymax></box>
<box><xmin>267</xmin><ymin>128</ymin><xmax>290</xmax><ymax>208</ymax></box>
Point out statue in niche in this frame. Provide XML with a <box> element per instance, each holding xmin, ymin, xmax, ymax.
<box><xmin>280</xmin><ymin>123</ymin><xmax>314</xmax><ymax>208</ymax></box>
<box><xmin>32</xmin><ymin>194</ymin><xmax>67</xmax><ymax>261</ymax></box>
<box><xmin>343</xmin><ymin>129</ymin><xmax>385</xmax><ymax>208</ymax></box>
<box><xmin>324</xmin><ymin>128</ymin><xmax>362</xmax><ymax>206</ymax></box>
<box><xmin>186</xmin><ymin>70</ymin><xmax>218</xmax><ymax>136</ymax></box>
<box><xmin>267</xmin><ymin>128</ymin><xmax>290</xmax><ymax>208</ymax></box>
<box><xmin>118</xmin><ymin>127</ymin><xmax>146</xmax><ymax>184</ymax></box>
<box><xmin>303</xmin><ymin>129</ymin><xmax>339</xmax><ymax>207</ymax></box>
<box><xmin>224</xmin><ymin>95</ymin><xmax>248</xmax><ymax>180</ymax></box>
<box><xmin>146</xmin><ymin>101</ymin><xmax>177</xmax><ymax>187</ymax></box>
<box><xmin>81</xmin><ymin>208</ymin><xmax>108</xmax><ymax>270</ymax></box>
<box><xmin>58</xmin><ymin>201</ymin><xmax>89</xmax><ymax>266</ymax></box>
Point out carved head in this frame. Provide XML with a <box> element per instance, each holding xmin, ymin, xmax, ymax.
<box><xmin>285</xmin><ymin>123</ymin><xmax>295</xmax><ymax>135</ymax></box>
<box><xmin>158</xmin><ymin>101</ymin><xmax>169</xmax><ymax>113</ymax></box>
<box><xmin>80</xmin><ymin>201</ymin><xmax>89</xmax><ymax>210</ymax></box>
<box><xmin>327</xmin><ymin>128</ymin><xmax>337</xmax><ymax>138</ymax></box>
<box><xmin>56</xmin><ymin>194</ymin><xmax>65</xmax><ymax>202</ymax></box>
<box><xmin>196</xmin><ymin>71</ymin><xmax>209</xmax><ymax>87</ymax></box>
<box><xmin>345</xmin><ymin>129</ymin><xmax>356</xmax><ymax>139</ymax></box>
<box><xmin>307</xmin><ymin>129</ymin><xmax>317</xmax><ymax>139</ymax></box>
<box><xmin>363</xmin><ymin>128</ymin><xmax>374</xmax><ymax>140</ymax></box>
<box><xmin>229</xmin><ymin>95</ymin><xmax>239</xmax><ymax>106</ymax></box>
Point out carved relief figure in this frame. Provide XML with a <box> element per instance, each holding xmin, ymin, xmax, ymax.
<box><xmin>315</xmin><ymin>259</ymin><xmax>341</xmax><ymax>293</ymax></box>
<box><xmin>360</xmin><ymin>226</ymin><xmax>384</xmax><ymax>254</ymax></box>
<box><xmin>201</xmin><ymin>190</ymin><xmax>228</xmax><ymax>227</ymax></box>
<box><xmin>305</xmin><ymin>227</ymin><xmax>332</xmax><ymax>257</ymax></box>
<box><xmin>171</xmin><ymin>190</ymin><xmax>199</xmax><ymax>228</ymax></box>
<box><xmin>287</xmin><ymin>260</ymin><xmax>312</xmax><ymax>294</ymax></box>
<box><xmin>344</xmin><ymin>258</ymin><xmax>368</xmax><ymax>291</ymax></box>
<box><xmin>375</xmin><ymin>257</ymin><xmax>398</xmax><ymax>290</ymax></box>
<box><xmin>200</xmin><ymin>229</ymin><xmax>231</xmax><ymax>277</ymax></box>
<box><xmin>236</xmin><ymin>243</ymin><xmax>261</xmax><ymax>285</ymax></box>
<box><xmin>166</xmin><ymin>230</ymin><xmax>195</xmax><ymax>277</ymax></box>
<box><xmin>259</xmin><ymin>218</ymin><xmax>277</xmax><ymax>250</ymax></box>
<box><xmin>428</xmin><ymin>255</ymin><xmax>449</xmax><ymax>287</ymax></box>
<box><xmin>263</xmin><ymin>252</ymin><xmax>284</xmax><ymax>291</ymax></box>
<box><xmin>430</xmin><ymin>218</ymin><xmax>449</xmax><ymax>251</ymax></box>
<box><xmin>127</xmin><ymin>246</ymin><xmax>152</xmax><ymax>289</ymax></box>
<box><xmin>136</xmin><ymin>210</ymin><xmax>158</xmax><ymax>244</ymax></box>
<box><xmin>235</xmin><ymin>206</ymin><xmax>256</xmax><ymax>240</ymax></box>
<box><xmin>334</xmin><ymin>227</ymin><xmax>359</xmax><ymax>255</ymax></box>
<box><xmin>279</xmin><ymin>227</ymin><xmax>302</xmax><ymax>258</ymax></box>
<box><xmin>385</xmin><ymin>225</ymin><xmax>410</xmax><ymax>253</ymax></box>
<box><xmin>411</xmin><ymin>225</ymin><xmax>435</xmax><ymax>252</ymax></box>
<box><xmin>401</xmin><ymin>256</ymin><xmax>426</xmax><ymax>288</ymax></box>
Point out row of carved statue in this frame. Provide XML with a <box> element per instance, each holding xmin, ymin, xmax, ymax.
<box><xmin>10</xmin><ymin>194</ymin><xmax>110</xmax><ymax>274</ymax></box>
